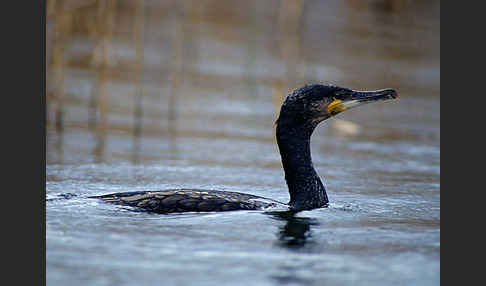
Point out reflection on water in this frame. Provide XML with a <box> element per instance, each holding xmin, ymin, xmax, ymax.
<box><xmin>93</xmin><ymin>129</ymin><xmax>105</xmax><ymax>163</ymax></box>
<box><xmin>267</xmin><ymin>211</ymin><xmax>320</xmax><ymax>249</ymax></box>
<box><xmin>46</xmin><ymin>1</ymin><xmax>439</xmax><ymax>285</ymax></box>
<box><xmin>131</xmin><ymin>135</ymin><xmax>141</xmax><ymax>165</ymax></box>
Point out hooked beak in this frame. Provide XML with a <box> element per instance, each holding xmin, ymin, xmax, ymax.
<box><xmin>327</xmin><ymin>88</ymin><xmax>398</xmax><ymax>116</ymax></box>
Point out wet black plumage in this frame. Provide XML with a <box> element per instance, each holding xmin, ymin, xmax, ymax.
<box><xmin>91</xmin><ymin>189</ymin><xmax>285</xmax><ymax>213</ymax></box>
<box><xmin>90</xmin><ymin>84</ymin><xmax>397</xmax><ymax>213</ymax></box>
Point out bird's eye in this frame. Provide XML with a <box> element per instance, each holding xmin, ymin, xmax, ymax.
<box><xmin>334</xmin><ymin>91</ymin><xmax>345</xmax><ymax>98</ymax></box>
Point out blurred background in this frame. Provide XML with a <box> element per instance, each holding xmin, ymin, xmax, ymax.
<box><xmin>46</xmin><ymin>0</ymin><xmax>439</xmax><ymax>164</ymax></box>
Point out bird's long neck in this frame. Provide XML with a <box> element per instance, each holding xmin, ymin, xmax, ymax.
<box><xmin>276</xmin><ymin>123</ymin><xmax>328</xmax><ymax>210</ymax></box>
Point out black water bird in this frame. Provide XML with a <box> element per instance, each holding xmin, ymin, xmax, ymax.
<box><xmin>90</xmin><ymin>84</ymin><xmax>397</xmax><ymax>213</ymax></box>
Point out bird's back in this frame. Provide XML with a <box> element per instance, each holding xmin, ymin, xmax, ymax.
<box><xmin>89</xmin><ymin>189</ymin><xmax>286</xmax><ymax>213</ymax></box>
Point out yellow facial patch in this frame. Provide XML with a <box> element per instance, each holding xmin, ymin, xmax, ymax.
<box><xmin>327</xmin><ymin>99</ymin><xmax>347</xmax><ymax>115</ymax></box>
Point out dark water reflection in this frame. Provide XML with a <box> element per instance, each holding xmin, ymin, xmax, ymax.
<box><xmin>267</xmin><ymin>211</ymin><xmax>320</xmax><ymax>250</ymax></box>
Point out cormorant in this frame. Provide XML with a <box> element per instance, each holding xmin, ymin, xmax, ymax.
<box><xmin>90</xmin><ymin>84</ymin><xmax>397</xmax><ymax>213</ymax></box>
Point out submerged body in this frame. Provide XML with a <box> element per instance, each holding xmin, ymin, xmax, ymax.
<box><xmin>91</xmin><ymin>189</ymin><xmax>287</xmax><ymax>213</ymax></box>
<box><xmin>91</xmin><ymin>84</ymin><xmax>397</xmax><ymax>213</ymax></box>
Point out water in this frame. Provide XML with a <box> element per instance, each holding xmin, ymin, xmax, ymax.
<box><xmin>46</xmin><ymin>94</ymin><xmax>439</xmax><ymax>285</ymax></box>
<box><xmin>46</xmin><ymin>1</ymin><xmax>439</xmax><ymax>285</ymax></box>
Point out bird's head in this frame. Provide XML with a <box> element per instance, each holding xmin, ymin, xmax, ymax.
<box><xmin>276</xmin><ymin>84</ymin><xmax>398</xmax><ymax>130</ymax></box>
